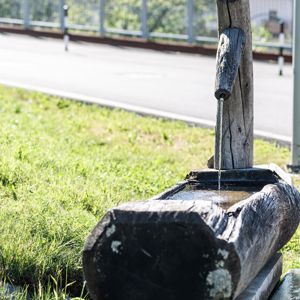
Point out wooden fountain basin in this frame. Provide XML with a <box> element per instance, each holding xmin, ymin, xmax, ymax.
<box><xmin>83</xmin><ymin>165</ymin><xmax>300</xmax><ymax>300</ymax></box>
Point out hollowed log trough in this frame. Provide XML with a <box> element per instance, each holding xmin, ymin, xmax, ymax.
<box><xmin>83</xmin><ymin>166</ymin><xmax>300</xmax><ymax>300</ymax></box>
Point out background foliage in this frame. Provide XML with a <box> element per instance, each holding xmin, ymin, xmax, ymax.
<box><xmin>0</xmin><ymin>0</ymin><xmax>218</xmax><ymax>36</ymax></box>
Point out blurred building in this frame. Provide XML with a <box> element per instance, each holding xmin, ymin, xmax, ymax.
<box><xmin>251</xmin><ymin>0</ymin><xmax>293</xmax><ymax>35</ymax></box>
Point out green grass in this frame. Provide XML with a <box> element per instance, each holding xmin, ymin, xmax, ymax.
<box><xmin>0</xmin><ymin>84</ymin><xmax>299</xmax><ymax>298</ymax></box>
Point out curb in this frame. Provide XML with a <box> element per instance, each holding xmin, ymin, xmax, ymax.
<box><xmin>0</xmin><ymin>79</ymin><xmax>291</xmax><ymax>147</ymax></box>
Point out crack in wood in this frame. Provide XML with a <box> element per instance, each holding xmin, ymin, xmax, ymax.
<box><xmin>226</xmin><ymin>0</ymin><xmax>232</xmax><ymax>28</ymax></box>
<box><xmin>238</xmin><ymin>68</ymin><xmax>247</xmax><ymax>135</ymax></box>
<box><xmin>227</xmin><ymin>108</ymin><xmax>235</xmax><ymax>169</ymax></box>
<box><xmin>244</xmin><ymin>118</ymin><xmax>253</xmax><ymax>148</ymax></box>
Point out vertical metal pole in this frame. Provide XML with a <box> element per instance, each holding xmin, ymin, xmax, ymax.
<box><xmin>63</xmin><ymin>5</ymin><xmax>69</xmax><ymax>51</ymax></box>
<box><xmin>99</xmin><ymin>0</ymin><xmax>105</xmax><ymax>35</ymax></box>
<box><xmin>60</xmin><ymin>0</ymin><xmax>65</xmax><ymax>31</ymax></box>
<box><xmin>23</xmin><ymin>0</ymin><xmax>30</xmax><ymax>28</ymax></box>
<box><xmin>291</xmin><ymin>0</ymin><xmax>300</xmax><ymax>171</ymax></box>
<box><xmin>278</xmin><ymin>21</ymin><xmax>285</xmax><ymax>76</ymax></box>
<box><xmin>141</xmin><ymin>0</ymin><xmax>148</xmax><ymax>39</ymax></box>
<box><xmin>187</xmin><ymin>0</ymin><xmax>194</xmax><ymax>44</ymax></box>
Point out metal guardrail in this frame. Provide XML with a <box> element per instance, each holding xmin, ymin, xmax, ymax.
<box><xmin>0</xmin><ymin>0</ymin><xmax>293</xmax><ymax>51</ymax></box>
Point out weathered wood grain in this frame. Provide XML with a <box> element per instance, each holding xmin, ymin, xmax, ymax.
<box><xmin>214</xmin><ymin>0</ymin><xmax>253</xmax><ymax>170</ymax></box>
<box><xmin>215</xmin><ymin>28</ymin><xmax>245</xmax><ymax>100</ymax></box>
<box><xmin>235</xmin><ymin>253</ymin><xmax>282</xmax><ymax>300</ymax></box>
<box><xmin>270</xmin><ymin>269</ymin><xmax>300</xmax><ymax>300</ymax></box>
<box><xmin>83</xmin><ymin>170</ymin><xmax>300</xmax><ymax>300</ymax></box>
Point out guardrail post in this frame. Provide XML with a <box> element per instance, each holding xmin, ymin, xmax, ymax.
<box><xmin>60</xmin><ymin>0</ymin><xmax>65</xmax><ymax>31</ymax></box>
<box><xmin>290</xmin><ymin>0</ymin><xmax>300</xmax><ymax>172</ymax></box>
<box><xmin>99</xmin><ymin>0</ymin><xmax>105</xmax><ymax>35</ymax></box>
<box><xmin>187</xmin><ymin>0</ymin><xmax>194</xmax><ymax>43</ymax></box>
<box><xmin>23</xmin><ymin>0</ymin><xmax>30</xmax><ymax>28</ymax></box>
<box><xmin>141</xmin><ymin>0</ymin><xmax>148</xmax><ymax>39</ymax></box>
<box><xmin>63</xmin><ymin>5</ymin><xmax>69</xmax><ymax>51</ymax></box>
<box><xmin>278</xmin><ymin>21</ymin><xmax>285</xmax><ymax>76</ymax></box>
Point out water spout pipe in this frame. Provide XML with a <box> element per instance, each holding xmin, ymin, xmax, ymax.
<box><xmin>215</xmin><ymin>27</ymin><xmax>245</xmax><ymax>100</ymax></box>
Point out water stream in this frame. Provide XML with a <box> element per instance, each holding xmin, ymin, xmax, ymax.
<box><xmin>217</xmin><ymin>98</ymin><xmax>224</xmax><ymax>191</ymax></box>
<box><xmin>165</xmin><ymin>94</ymin><xmax>260</xmax><ymax>210</ymax></box>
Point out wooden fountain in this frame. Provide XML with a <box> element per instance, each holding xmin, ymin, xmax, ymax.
<box><xmin>82</xmin><ymin>1</ymin><xmax>300</xmax><ymax>299</ymax></box>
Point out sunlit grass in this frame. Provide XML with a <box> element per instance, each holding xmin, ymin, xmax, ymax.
<box><xmin>0</xmin><ymin>85</ymin><xmax>298</xmax><ymax>298</ymax></box>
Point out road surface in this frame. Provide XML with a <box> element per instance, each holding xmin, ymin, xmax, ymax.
<box><xmin>0</xmin><ymin>33</ymin><xmax>293</xmax><ymax>142</ymax></box>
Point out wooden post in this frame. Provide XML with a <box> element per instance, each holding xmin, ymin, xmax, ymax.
<box><xmin>214</xmin><ymin>0</ymin><xmax>253</xmax><ymax>170</ymax></box>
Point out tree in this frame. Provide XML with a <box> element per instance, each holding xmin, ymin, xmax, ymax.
<box><xmin>0</xmin><ymin>0</ymin><xmax>22</xmax><ymax>19</ymax></box>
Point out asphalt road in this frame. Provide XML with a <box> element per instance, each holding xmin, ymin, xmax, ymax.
<box><xmin>0</xmin><ymin>33</ymin><xmax>293</xmax><ymax>141</ymax></box>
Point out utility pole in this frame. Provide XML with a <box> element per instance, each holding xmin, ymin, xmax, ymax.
<box><xmin>141</xmin><ymin>0</ymin><xmax>148</xmax><ymax>39</ymax></box>
<box><xmin>99</xmin><ymin>0</ymin><xmax>105</xmax><ymax>35</ymax></box>
<box><xmin>290</xmin><ymin>0</ymin><xmax>300</xmax><ymax>172</ymax></box>
<box><xmin>60</xmin><ymin>0</ymin><xmax>65</xmax><ymax>31</ymax></box>
<box><xmin>187</xmin><ymin>0</ymin><xmax>194</xmax><ymax>44</ymax></box>
<box><xmin>23</xmin><ymin>0</ymin><xmax>30</xmax><ymax>28</ymax></box>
